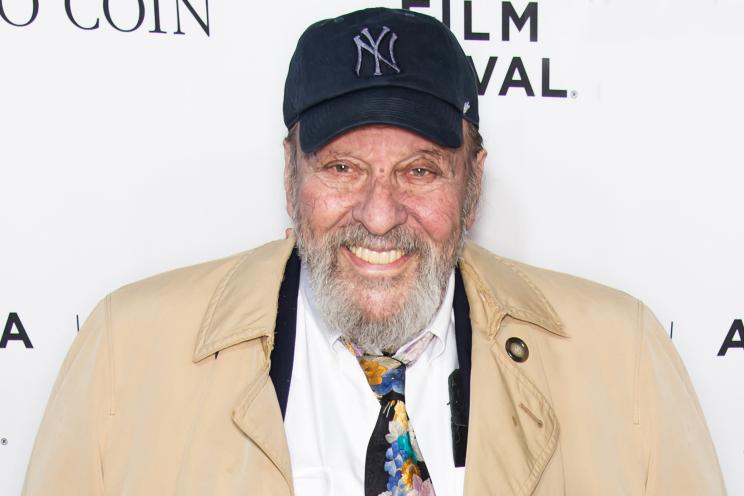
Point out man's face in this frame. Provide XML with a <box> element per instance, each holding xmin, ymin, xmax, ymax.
<box><xmin>286</xmin><ymin>124</ymin><xmax>484</xmax><ymax>352</ymax></box>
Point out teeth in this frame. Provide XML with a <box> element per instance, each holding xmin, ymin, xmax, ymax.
<box><xmin>349</xmin><ymin>246</ymin><xmax>405</xmax><ymax>265</ymax></box>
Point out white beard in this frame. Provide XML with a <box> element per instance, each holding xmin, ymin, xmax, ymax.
<box><xmin>296</xmin><ymin>222</ymin><xmax>463</xmax><ymax>354</ymax></box>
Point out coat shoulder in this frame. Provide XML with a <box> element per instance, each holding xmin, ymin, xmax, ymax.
<box><xmin>100</xmin><ymin>238</ymin><xmax>293</xmax><ymax>345</ymax></box>
<box><xmin>506</xmin><ymin>255</ymin><xmax>638</xmax><ymax>313</ymax></box>
<box><xmin>110</xmin><ymin>238</ymin><xmax>289</xmax><ymax>308</ymax></box>
<box><xmin>464</xmin><ymin>242</ymin><xmax>644</xmax><ymax>338</ymax></box>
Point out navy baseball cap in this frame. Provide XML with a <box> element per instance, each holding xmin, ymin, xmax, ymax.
<box><xmin>283</xmin><ymin>8</ymin><xmax>479</xmax><ymax>153</ymax></box>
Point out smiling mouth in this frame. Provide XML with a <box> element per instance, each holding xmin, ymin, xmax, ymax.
<box><xmin>347</xmin><ymin>245</ymin><xmax>406</xmax><ymax>265</ymax></box>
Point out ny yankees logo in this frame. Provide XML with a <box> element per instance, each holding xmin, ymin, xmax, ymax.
<box><xmin>354</xmin><ymin>26</ymin><xmax>400</xmax><ymax>77</ymax></box>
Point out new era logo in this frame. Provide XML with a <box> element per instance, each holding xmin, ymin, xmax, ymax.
<box><xmin>354</xmin><ymin>26</ymin><xmax>400</xmax><ymax>77</ymax></box>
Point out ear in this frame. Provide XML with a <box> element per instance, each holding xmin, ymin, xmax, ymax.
<box><xmin>465</xmin><ymin>147</ymin><xmax>487</xmax><ymax>230</ymax></box>
<box><xmin>283</xmin><ymin>139</ymin><xmax>295</xmax><ymax>219</ymax></box>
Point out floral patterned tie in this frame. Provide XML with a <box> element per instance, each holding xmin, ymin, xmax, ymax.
<box><xmin>344</xmin><ymin>334</ymin><xmax>437</xmax><ymax>496</ymax></box>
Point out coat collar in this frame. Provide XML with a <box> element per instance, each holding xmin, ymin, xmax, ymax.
<box><xmin>458</xmin><ymin>242</ymin><xmax>566</xmax><ymax>339</ymax></box>
<box><xmin>192</xmin><ymin>237</ymin><xmax>297</xmax><ymax>362</ymax></box>
<box><xmin>193</xmin><ymin>234</ymin><xmax>565</xmax><ymax>362</ymax></box>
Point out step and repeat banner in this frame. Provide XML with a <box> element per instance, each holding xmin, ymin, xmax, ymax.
<box><xmin>1</xmin><ymin>0</ymin><xmax>742</xmax><ymax>493</ymax></box>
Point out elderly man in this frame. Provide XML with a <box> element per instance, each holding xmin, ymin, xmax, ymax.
<box><xmin>24</xmin><ymin>7</ymin><xmax>724</xmax><ymax>496</ymax></box>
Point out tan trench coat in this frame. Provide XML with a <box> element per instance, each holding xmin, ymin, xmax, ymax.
<box><xmin>23</xmin><ymin>237</ymin><xmax>726</xmax><ymax>495</ymax></box>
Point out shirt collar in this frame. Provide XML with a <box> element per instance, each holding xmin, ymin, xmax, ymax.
<box><xmin>421</xmin><ymin>271</ymin><xmax>454</xmax><ymax>360</ymax></box>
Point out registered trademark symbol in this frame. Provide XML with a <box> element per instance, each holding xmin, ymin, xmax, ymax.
<box><xmin>1</xmin><ymin>438</ymin><xmax>7</xmax><ymax>446</ymax></box>
<box><xmin>570</xmin><ymin>90</ymin><xmax>578</xmax><ymax>99</ymax></box>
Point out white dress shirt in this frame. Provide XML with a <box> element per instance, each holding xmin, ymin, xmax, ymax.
<box><xmin>284</xmin><ymin>268</ymin><xmax>465</xmax><ymax>496</ymax></box>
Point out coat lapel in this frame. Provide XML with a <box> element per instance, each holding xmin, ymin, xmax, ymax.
<box><xmin>192</xmin><ymin>236</ymin><xmax>298</xmax><ymax>494</ymax></box>
<box><xmin>464</xmin><ymin>324</ymin><xmax>561</xmax><ymax>495</ymax></box>
<box><xmin>231</xmin><ymin>362</ymin><xmax>294</xmax><ymax>492</ymax></box>
<box><xmin>459</xmin><ymin>243</ymin><xmax>565</xmax><ymax>496</ymax></box>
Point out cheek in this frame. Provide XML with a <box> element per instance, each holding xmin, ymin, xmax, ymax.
<box><xmin>402</xmin><ymin>187</ymin><xmax>464</xmax><ymax>242</ymax></box>
<box><xmin>298</xmin><ymin>179</ymin><xmax>358</xmax><ymax>231</ymax></box>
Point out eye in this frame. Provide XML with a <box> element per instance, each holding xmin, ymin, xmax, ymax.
<box><xmin>410</xmin><ymin>167</ymin><xmax>432</xmax><ymax>177</ymax></box>
<box><xmin>332</xmin><ymin>163</ymin><xmax>351</xmax><ymax>173</ymax></box>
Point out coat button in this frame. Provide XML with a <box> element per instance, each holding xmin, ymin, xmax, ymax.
<box><xmin>505</xmin><ymin>337</ymin><xmax>529</xmax><ymax>362</ymax></box>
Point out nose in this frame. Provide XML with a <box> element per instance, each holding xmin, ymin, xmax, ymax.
<box><xmin>351</xmin><ymin>179</ymin><xmax>408</xmax><ymax>236</ymax></box>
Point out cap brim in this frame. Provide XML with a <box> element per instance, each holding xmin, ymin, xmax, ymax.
<box><xmin>298</xmin><ymin>86</ymin><xmax>463</xmax><ymax>153</ymax></box>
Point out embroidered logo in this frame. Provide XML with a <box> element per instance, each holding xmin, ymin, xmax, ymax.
<box><xmin>354</xmin><ymin>26</ymin><xmax>400</xmax><ymax>77</ymax></box>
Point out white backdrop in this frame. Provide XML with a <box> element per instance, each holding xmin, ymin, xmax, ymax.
<box><xmin>1</xmin><ymin>0</ymin><xmax>742</xmax><ymax>494</ymax></box>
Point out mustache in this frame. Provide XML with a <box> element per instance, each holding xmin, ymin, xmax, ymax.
<box><xmin>316</xmin><ymin>224</ymin><xmax>431</xmax><ymax>255</ymax></box>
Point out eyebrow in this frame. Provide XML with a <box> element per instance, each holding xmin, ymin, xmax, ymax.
<box><xmin>416</xmin><ymin>147</ymin><xmax>446</xmax><ymax>160</ymax></box>
<box><xmin>414</xmin><ymin>147</ymin><xmax>459</xmax><ymax>175</ymax></box>
<box><xmin>312</xmin><ymin>145</ymin><xmax>456</xmax><ymax>172</ymax></box>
